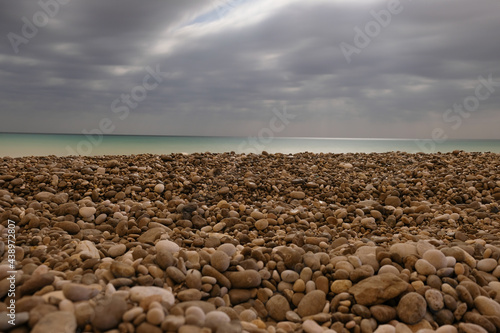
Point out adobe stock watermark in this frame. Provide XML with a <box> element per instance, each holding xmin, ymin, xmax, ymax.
<box><xmin>7</xmin><ymin>0</ymin><xmax>72</xmax><ymax>54</ymax></box>
<box><xmin>339</xmin><ymin>0</ymin><xmax>411</xmax><ymax>64</ymax></box>
<box><xmin>238</xmin><ymin>104</ymin><xmax>296</xmax><ymax>154</ymax></box>
<box><xmin>65</xmin><ymin>65</ymin><xmax>168</xmax><ymax>156</ymax></box>
<box><xmin>415</xmin><ymin>74</ymin><xmax>500</xmax><ymax>152</ymax></box>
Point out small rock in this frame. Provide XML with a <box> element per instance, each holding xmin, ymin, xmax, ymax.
<box><xmin>110</xmin><ymin>262</ymin><xmax>135</xmax><ymax>278</ymax></box>
<box><xmin>423</xmin><ymin>249</ymin><xmax>447</xmax><ymax>270</ymax></box>
<box><xmin>425</xmin><ymin>289</ymin><xmax>444</xmax><ymax>311</ymax></box>
<box><xmin>297</xmin><ymin>290</ymin><xmax>326</xmax><ymax>317</ymax></box>
<box><xmin>474</xmin><ymin>296</ymin><xmax>500</xmax><ymax>317</ymax></box>
<box><xmin>211</xmin><ymin>250</ymin><xmax>230</xmax><ymax>272</ymax></box>
<box><xmin>266</xmin><ymin>294</ymin><xmax>290</xmax><ymax>321</ymax></box>
<box><xmin>349</xmin><ymin>273</ymin><xmax>408</xmax><ymax>306</ymax></box>
<box><xmin>154</xmin><ymin>183</ymin><xmax>165</xmax><ymax>194</ymax></box>
<box><xmin>477</xmin><ymin>259</ymin><xmax>497</xmax><ymax>272</ymax></box>
<box><xmin>385</xmin><ymin>196</ymin><xmax>401</xmax><ymax>207</ymax></box>
<box><xmin>79</xmin><ymin>206</ymin><xmax>96</xmax><ymax>218</ymax></box>
<box><xmin>397</xmin><ymin>292</ymin><xmax>427</xmax><ymax>325</ymax></box>
<box><xmin>32</xmin><ymin>311</ymin><xmax>77</xmax><ymax>333</ymax></box>
<box><xmin>290</xmin><ymin>191</ymin><xmax>305</xmax><ymax>199</ymax></box>
<box><xmin>227</xmin><ymin>270</ymin><xmax>261</xmax><ymax>288</ymax></box>
<box><xmin>108</xmin><ymin>244</ymin><xmax>127</xmax><ymax>257</ymax></box>
<box><xmin>62</xmin><ymin>283</ymin><xmax>99</xmax><ymax>302</ymax></box>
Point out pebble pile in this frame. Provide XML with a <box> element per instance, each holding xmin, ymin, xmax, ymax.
<box><xmin>0</xmin><ymin>151</ymin><xmax>499</xmax><ymax>333</ymax></box>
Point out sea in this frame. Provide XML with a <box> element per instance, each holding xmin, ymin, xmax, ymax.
<box><xmin>0</xmin><ymin>133</ymin><xmax>499</xmax><ymax>157</ymax></box>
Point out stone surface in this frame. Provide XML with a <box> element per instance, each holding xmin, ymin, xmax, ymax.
<box><xmin>32</xmin><ymin>311</ymin><xmax>77</xmax><ymax>333</ymax></box>
<box><xmin>297</xmin><ymin>290</ymin><xmax>326</xmax><ymax>317</ymax></box>
<box><xmin>266</xmin><ymin>294</ymin><xmax>290</xmax><ymax>321</ymax></box>
<box><xmin>349</xmin><ymin>273</ymin><xmax>408</xmax><ymax>306</ymax></box>
<box><xmin>397</xmin><ymin>292</ymin><xmax>427</xmax><ymax>325</ymax></box>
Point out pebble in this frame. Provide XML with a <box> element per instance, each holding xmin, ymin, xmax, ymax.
<box><xmin>423</xmin><ymin>249</ymin><xmax>448</xmax><ymax>270</ymax></box>
<box><xmin>297</xmin><ymin>290</ymin><xmax>326</xmax><ymax>317</ymax></box>
<box><xmin>62</xmin><ymin>283</ymin><xmax>99</xmax><ymax>301</ymax></box>
<box><xmin>204</xmin><ymin>311</ymin><xmax>231</xmax><ymax>331</ymax></box>
<box><xmin>302</xmin><ymin>319</ymin><xmax>324</xmax><ymax>333</ymax></box>
<box><xmin>32</xmin><ymin>311</ymin><xmax>77</xmax><ymax>333</ymax></box>
<box><xmin>349</xmin><ymin>273</ymin><xmax>408</xmax><ymax>306</ymax></box>
<box><xmin>79</xmin><ymin>206</ymin><xmax>96</xmax><ymax>218</ymax></box>
<box><xmin>415</xmin><ymin>259</ymin><xmax>437</xmax><ymax>275</ymax></box>
<box><xmin>108</xmin><ymin>243</ymin><xmax>127</xmax><ymax>257</ymax></box>
<box><xmin>477</xmin><ymin>258</ymin><xmax>498</xmax><ymax>272</ymax></box>
<box><xmin>474</xmin><ymin>296</ymin><xmax>500</xmax><ymax>317</ymax></box>
<box><xmin>397</xmin><ymin>292</ymin><xmax>427</xmax><ymax>324</ymax></box>
<box><xmin>425</xmin><ymin>288</ymin><xmax>444</xmax><ymax>311</ymax></box>
<box><xmin>266</xmin><ymin>294</ymin><xmax>290</xmax><ymax>321</ymax></box>
<box><xmin>211</xmin><ymin>250</ymin><xmax>230</xmax><ymax>272</ymax></box>
<box><xmin>4</xmin><ymin>152</ymin><xmax>500</xmax><ymax>333</ymax></box>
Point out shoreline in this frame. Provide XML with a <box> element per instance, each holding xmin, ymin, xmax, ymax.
<box><xmin>0</xmin><ymin>152</ymin><xmax>499</xmax><ymax>332</ymax></box>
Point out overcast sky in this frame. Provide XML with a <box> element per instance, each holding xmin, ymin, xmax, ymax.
<box><xmin>1</xmin><ymin>0</ymin><xmax>500</xmax><ymax>139</ymax></box>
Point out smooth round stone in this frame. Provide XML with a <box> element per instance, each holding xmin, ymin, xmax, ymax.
<box><xmin>239</xmin><ymin>309</ymin><xmax>257</xmax><ymax>322</ymax></box>
<box><xmin>397</xmin><ymin>292</ymin><xmax>427</xmax><ymax>325</ymax></box>
<box><xmin>435</xmin><ymin>325</ymin><xmax>457</xmax><ymax>333</ymax></box>
<box><xmin>390</xmin><ymin>243</ymin><xmax>417</xmax><ymax>258</ymax></box>
<box><xmin>423</xmin><ymin>250</ymin><xmax>447</xmax><ymax>270</ymax></box>
<box><xmin>378</xmin><ymin>265</ymin><xmax>399</xmax><ymax>276</ymax></box>
<box><xmin>217</xmin><ymin>244</ymin><xmax>236</xmax><ymax>257</ymax></box>
<box><xmin>255</xmin><ymin>219</ymin><xmax>269</xmax><ymax>230</ymax></box>
<box><xmin>186</xmin><ymin>270</ymin><xmax>202</xmax><ymax>290</ymax></box>
<box><xmin>370</xmin><ymin>305</ymin><xmax>396</xmax><ymax>323</ymax></box>
<box><xmin>290</xmin><ymin>191</ymin><xmax>306</xmax><ymax>199</ymax></box>
<box><xmin>54</xmin><ymin>221</ymin><xmax>80</xmax><ymax>234</ymax></box>
<box><xmin>154</xmin><ymin>184</ymin><xmax>165</xmax><ymax>194</ymax></box>
<box><xmin>477</xmin><ymin>258</ymin><xmax>498</xmax><ymax>272</ymax></box>
<box><xmin>204</xmin><ymin>311</ymin><xmax>230</xmax><ymax>331</ymax></box>
<box><xmin>455</xmin><ymin>263</ymin><xmax>465</xmax><ymax>275</ymax></box>
<box><xmin>302</xmin><ymin>319</ymin><xmax>323</xmax><ymax>333</ymax></box>
<box><xmin>281</xmin><ymin>270</ymin><xmax>300</xmax><ymax>283</ymax></box>
<box><xmin>156</xmin><ymin>240</ymin><xmax>180</xmax><ymax>254</ymax></box>
<box><xmin>474</xmin><ymin>295</ymin><xmax>500</xmax><ymax>317</ymax></box>
<box><xmin>79</xmin><ymin>207</ymin><xmax>96</xmax><ymax>219</ymax></box>
<box><xmin>330</xmin><ymin>280</ymin><xmax>352</xmax><ymax>294</ymax></box>
<box><xmin>62</xmin><ymin>283</ymin><xmax>99</xmax><ymax>302</ymax></box>
<box><xmin>250</xmin><ymin>210</ymin><xmax>265</xmax><ymax>220</ymax></box>
<box><xmin>147</xmin><ymin>307</ymin><xmax>165</xmax><ymax>325</ymax></box>
<box><xmin>385</xmin><ymin>196</ymin><xmax>401</xmax><ymax>207</ymax></box>
<box><xmin>228</xmin><ymin>270</ymin><xmax>261</xmax><ymax>288</ymax></box>
<box><xmin>110</xmin><ymin>262</ymin><xmax>135</xmax><ymax>278</ymax></box>
<box><xmin>123</xmin><ymin>307</ymin><xmax>144</xmax><ymax>322</ymax></box>
<box><xmin>32</xmin><ymin>311</ymin><xmax>77</xmax><ymax>333</ymax></box>
<box><xmin>458</xmin><ymin>323</ymin><xmax>488</xmax><ymax>333</ymax></box>
<box><xmin>108</xmin><ymin>244</ymin><xmax>127</xmax><ymax>258</ymax></box>
<box><xmin>185</xmin><ymin>306</ymin><xmax>205</xmax><ymax>326</ymax></box>
<box><xmin>266</xmin><ymin>294</ymin><xmax>290</xmax><ymax>321</ymax></box>
<box><xmin>211</xmin><ymin>250</ymin><xmax>230</xmax><ymax>272</ymax></box>
<box><xmin>297</xmin><ymin>290</ymin><xmax>326</xmax><ymax>317</ymax></box>
<box><xmin>178</xmin><ymin>289</ymin><xmax>202</xmax><ymax>302</ymax></box>
<box><xmin>415</xmin><ymin>259</ymin><xmax>436</xmax><ymax>275</ymax></box>
<box><xmin>166</xmin><ymin>266</ymin><xmax>186</xmax><ymax>283</ymax></box>
<box><xmin>425</xmin><ymin>289</ymin><xmax>444</xmax><ymax>311</ymax></box>
<box><xmin>129</xmin><ymin>286</ymin><xmax>175</xmax><ymax>307</ymax></box>
<box><xmin>373</xmin><ymin>324</ymin><xmax>396</xmax><ymax>333</ymax></box>
<box><xmin>416</xmin><ymin>240</ymin><xmax>435</xmax><ymax>256</ymax></box>
<box><xmin>293</xmin><ymin>279</ymin><xmax>306</xmax><ymax>293</ymax></box>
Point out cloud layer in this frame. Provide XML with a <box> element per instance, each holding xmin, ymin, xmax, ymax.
<box><xmin>2</xmin><ymin>0</ymin><xmax>500</xmax><ymax>139</ymax></box>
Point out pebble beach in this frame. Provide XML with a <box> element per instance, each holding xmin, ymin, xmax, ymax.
<box><xmin>0</xmin><ymin>151</ymin><xmax>499</xmax><ymax>333</ymax></box>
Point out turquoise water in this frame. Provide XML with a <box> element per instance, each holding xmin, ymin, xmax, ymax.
<box><xmin>0</xmin><ymin>133</ymin><xmax>499</xmax><ymax>157</ymax></box>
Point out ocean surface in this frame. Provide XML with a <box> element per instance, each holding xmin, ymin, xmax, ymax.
<box><xmin>0</xmin><ymin>133</ymin><xmax>499</xmax><ymax>157</ymax></box>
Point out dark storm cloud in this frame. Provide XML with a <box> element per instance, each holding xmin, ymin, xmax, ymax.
<box><xmin>1</xmin><ymin>0</ymin><xmax>500</xmax><ymax>138</ymax></box>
